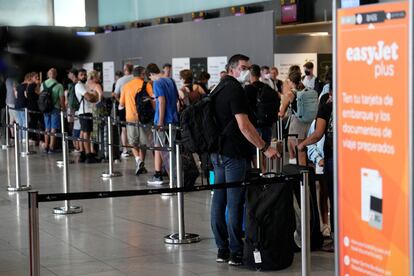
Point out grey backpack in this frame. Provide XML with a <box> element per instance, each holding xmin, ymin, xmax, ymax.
<box><xmin>293</xmin><ymin>87</ymin><xmax>318</xmax><ymax>123</ymax></box>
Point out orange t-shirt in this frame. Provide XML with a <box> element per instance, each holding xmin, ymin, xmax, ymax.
<box><xmin>120</xmin><ymin>78</ymin><xmax>154</xmax><ymax>122</ymax></box>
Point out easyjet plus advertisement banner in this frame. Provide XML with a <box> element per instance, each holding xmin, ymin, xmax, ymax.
<box><xmin>337</xmin><ymin>2</ymin><xmax>410</xmax><ymax>275</ymax></box>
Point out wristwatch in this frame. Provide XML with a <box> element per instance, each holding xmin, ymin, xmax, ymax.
<box><xmin>260</xmin><ymin>142</ymin><xmax>270</xmax><ymax>153</ymax></box>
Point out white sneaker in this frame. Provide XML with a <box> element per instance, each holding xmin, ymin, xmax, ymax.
<box><xmin>121</xmin><ymin>151</ymin><xmax>130</xmax><ymax>159</ymax></box>
<box><xmin>147</xmin><ymin>175</ymin><xmax>164</xmax><ymax>185</ymax></box>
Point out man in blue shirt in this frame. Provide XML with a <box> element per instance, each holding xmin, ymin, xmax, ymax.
<box><xmin>146</xmin><ymin>63</ymin><xmax>179</xmax><ymax>185</ymax></box>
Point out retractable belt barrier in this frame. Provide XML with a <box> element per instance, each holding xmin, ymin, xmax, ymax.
<box><xmin>27</xmin><ymin>170</ymin><xmax>312</xmax><ymax>276</ymax></box>
<box><xmin>36</xmin><ymin>174</ymin><xmax>291</xmax><ymax>202</ymax></box>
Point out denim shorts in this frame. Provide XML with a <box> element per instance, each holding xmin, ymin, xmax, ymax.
<box><xmin>44</xmin><ymin>109</ymin><xmax>60</xmax><ymax>130</ymax></box>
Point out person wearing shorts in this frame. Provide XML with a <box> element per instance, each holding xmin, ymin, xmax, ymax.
<box><xmin>75</xmin><ymin>69</ymin><xmax>97</xmax><ymax>163</ymax></box>
<box><xmin>120</xmin><ymin>66</ymin><xmax>154</xmax><ymax>176</ymax></box>
<box><xmin>42</xmin><ymin>69</ymin><xmax>64</xmax><ymax>154</ymax></box>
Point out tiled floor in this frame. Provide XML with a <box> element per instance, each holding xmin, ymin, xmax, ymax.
<box><xmin>0</xmin><ymin>146</ymin><xmax>335</xmax><ymax>275</ymax></box>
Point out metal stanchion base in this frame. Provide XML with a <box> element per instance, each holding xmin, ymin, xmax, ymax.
<box><xmin>57</xmin><ymin>160</ymin><xmax>74</xmax><ymax>167</ymax></box>
<box><xmin>2</xmin><ymin>145</ymin><xmax>12</xmax><ymax>150</ymax></box>
<box><xmin>8</xmin><ymin>185</ymin><xmax>32</xmax><ymax>192</ymax></box>
<box><xmin>101</xmin><ymin>171</ymin><xmax>122</xmax><ymax>179</ymax></box>
<box><xmin>161</xmin><ymin>193</ymin><xmax>176</xmax><ymax>197</ymax></box>
<box><xmin>53</xmin><ymin>206</ymin><xmax>83</xmax><ymax>215</ymax></box>
<box><xmin>164</xmin><ymin>233</ymin><xmax>201</xmax><ymax>244</ymax></box>
<box><xmin>21</xmin><ymin>151</ymin><xmax>36</xmax><ymax>157</ymax></box>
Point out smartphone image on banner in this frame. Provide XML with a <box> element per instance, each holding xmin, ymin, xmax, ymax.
<box><xmin>361</xmin><ymin>168</ymin><xmax>382</xmax><ymax>222</ymax></box>
<box><xmin>368</xmin><ymin>196</ymin><xmax>383</xmax><ymax>230</ymax></box>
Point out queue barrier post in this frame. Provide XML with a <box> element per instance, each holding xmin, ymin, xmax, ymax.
<box><xmin>2</xmin><ymin>105</ymin><xmax>12</xmax><ymax>150</ymax></box>
<box><xmin>56</xmin><ymin>111</ymin><xmax>66</xmax><ymax>167</ymax></box>
<box><xmin>21</xmin><ymin>108</ymin><xmax>36</xmax><ymax>156</ymax></box>
<box><xmin>102</xmin><ymin>116</ymin><xmax>122</xmax><ymax>179</ymax></box>
<box><xmin>164</xmin><ymin>144</ymin><xmax>200</xmax><ymax>244</ymax></box>
<box><xmin>53</xmin><ymin>132</ymin><xmax>82</xmax><ymax>215</ymax></box>
<box><xmin>28</xmin><ymin>191</ymin><xmax>40</xmax><ymax>276</ymax></box>
<box><xmin>8</xmin><ymin>123</ymin><xmax>31</xmax><ymax>192</ymax></box>
<box><xmin>161</xmin><ymin>124</ymin><xmax>176</xmax><ymax>196</ymax></box>
<box><xmin>301</xmin><ymin>170</ymin><xmax>311</xmax><ymax>276</ymax></box>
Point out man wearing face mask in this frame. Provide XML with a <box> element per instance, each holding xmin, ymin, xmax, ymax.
<box><xmin>210</xmin><ymin>54</ymin><xmax>279</xmax><ymax>266</ymax></box>
<box><xmin>236</xmin><ymin>61</ymin><xmax>251</xmax><ymax>86</ymax></box>
<box><xmin>259</xmin><ymin>66</ymin><xmax>274</xmax><ymax>90</ymax></box>
<box><xmin>302</xmin><ymin>62</ymin><xmax>323</xmax><ymax>94</ymax></box>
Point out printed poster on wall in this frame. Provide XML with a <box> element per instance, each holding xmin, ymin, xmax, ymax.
<box><xmin>337</xmin><ymin>2</ymin><xmax>410</xmax><ymax>275</ymax></box>
<box><xmin>82</xmin><ymin>62</ymin><xmax>93</xmax><ymax>73</ymax></box>
<box><xmin>190</xmin><ymin>57</ymin><xmax>208</xmax><ymax>84</ymax></box>
<box><xmin>103</xmin><ymin>61</ymin><xmax>115</xmax><ymax>92</ymax></box>
<box><xmin>172</xmin><ymin>57</ymin><xmax>190</xmax><ymax>89</ymax></box>
<box><xmin>274</xmin><ymin>53</ymin><xmax>317</xmax><ymax>80</ymax></box>
<box><xmin>207</xmin><ymin>56</ymin><xmax>227</xmax><ymax>88</ymax></box>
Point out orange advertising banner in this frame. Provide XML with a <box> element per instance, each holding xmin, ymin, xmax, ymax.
<box><xmin>337</xmin><ymin>1</ymin><xmax>410</xmax><ymax>275</ymax></box>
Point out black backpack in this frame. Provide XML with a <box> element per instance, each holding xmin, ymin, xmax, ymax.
<box><xmin>135</xmin><ymin>82</ymin><xmax>154</xmax><ymax>124</ymax></box>
<box><xmin>179</xmin><ymin>79</ymin><xmax>228</xmax><ymax>154</ymax></box>
<box><xmin>96</xmin><ymin>97</ymin><xmax>113</xmax><ymax>117</ymax></box>
<box><xmin>255</xmin><ymin>84</ymin><xmax>280</xmax><ymax>127</ymax></box>
<box><xmin>38</xmin><ymin>82</ymin><xmax>57</xmax><ymax>113</ymax></box>
<box><xmin>67</xmin><ymin>83</ymin><xmax>80</xmax><ymax>111</ymax></box>
<box><xmin>244</xmin><ymin>175</ymin><xmax>295</xmax><ymax>271</ymax></box>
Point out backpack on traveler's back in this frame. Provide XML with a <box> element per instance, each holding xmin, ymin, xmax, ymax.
<box><xmin>244</xmin><ymin>173</ymin><xmax>295</xmax><ymax>271</ymax></box>
<box><xmin>96</xmin><ymin>97</ymin><xmax>113</xmax><ymax>117</ymax></box>
<box><xmin>67</xmin><ymin>83</ymin><xmax>80</xmax><ymax>111</ymax></box>
<box><xmin>135</xmin><ymin>82</ymin><xmax>154</xmax><ymax>124</ymax></box>
<box><xmin>292</xmin><ymin>87</ymin><xmax>318</xmax><ymax>123</ymax></box>
<box><xmin>179</xmin><ymin>79</ymin><xmax>228</xmax><ymax>154</ymax></box>
<box><xmin>255</xmin><ymin>84</ymin><xmax>280</xmax><ymax>127</ymax></box>
<box><xmin>38</xmin><ymin>82</ymin><xmax>57</xmax><ymax>113</ymax></box>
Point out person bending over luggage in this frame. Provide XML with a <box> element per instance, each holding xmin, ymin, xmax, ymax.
<box><xmin>211</xmin><ymin>54</ymin><xmax>279</xmax><ymax>266</ymax></box>
<box><xmin>297</xmin><ymin>82</ymin><xmax>334</xmax><ymax>246</ymax></box>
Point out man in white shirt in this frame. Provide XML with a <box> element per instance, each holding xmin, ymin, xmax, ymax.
<box><xmin>303</xmin><ymin>62</ymin><xmax>322</xmax><ymax>93</ymax></box>
<box><xmin>114</xmin><ymin>63</ymin><xmax>134</xmax><ymax>158</ymax></box>
<box><xmin>75</xmin><ymin>69</ymin><xmax>97</xmax><ymax>163</ymax></box>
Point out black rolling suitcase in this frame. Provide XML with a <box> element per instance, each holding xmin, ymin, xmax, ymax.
<box><xmin>244</xmin><ymin>173</ymin><xmax>295</xmax><ymax>271</ymax></box>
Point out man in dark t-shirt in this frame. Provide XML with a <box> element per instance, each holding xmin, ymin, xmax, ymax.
<box><xmin>211</xmin><ymin>54</ymin><xmax>279</xmax><ymax>266</ymax></box>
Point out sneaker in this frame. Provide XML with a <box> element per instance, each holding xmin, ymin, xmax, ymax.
<box><xmin>147</xmin><ymin>175</ymin><xmax>164</xmax><ymax>185</ymax></box>
<box><xmin>121</xmin><ymin>151</ymin><xmax>130</xmax><ymax>159</ymax></box>
<box><xmin>85</xmin><ymin>154</ymin><xmax>98</xmax><ymax>164</ymax></box>
<box><xmin>78</xmin><ymin>152</ymin><xmax>86</xmax><ymax>163</ymax></box>
<box><xmin>135</xmin><ymin>159</ymin><xmax>144</xmax><ymax>176</ymax></box>
<box><xmin>321</xmin><ymin>239</ymin><xmax>335</xmax><ymax>253</ymax></box>
<box><xmin>42</xmin><ymin>148</ymin><xmax>49</xmax><ymax>154</ymax></box>
<box><xmin>228</xmin><ymin>252</ymin><xmax>243</xmax><ymax>266</ymax></box>
<box><xmin>48</xmin><ymin>149</ymin><xmax>56</xmax><ymax>154</ymax></box>
<box><xmin>216</xmin><ymin>248</ymin><xmax>230</xmax><ymax>263</ymax></box>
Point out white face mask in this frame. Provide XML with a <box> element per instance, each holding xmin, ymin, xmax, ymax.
<box><xmin>237</xmin><ymin>70</ymin><xmax>250</xmax><ymax>84</ymax></box>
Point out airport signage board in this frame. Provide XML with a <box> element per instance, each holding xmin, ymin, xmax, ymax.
<box><xmin>336</xmin><ymin>1</ymin><xmax>411</xmax><ymax>275</ymax></box>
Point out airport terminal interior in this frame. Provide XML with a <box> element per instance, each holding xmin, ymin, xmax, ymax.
<box><xmin>0</xmin><ymin>0</ymin><xmax>411</xmax><ymax>275</ymax></box>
